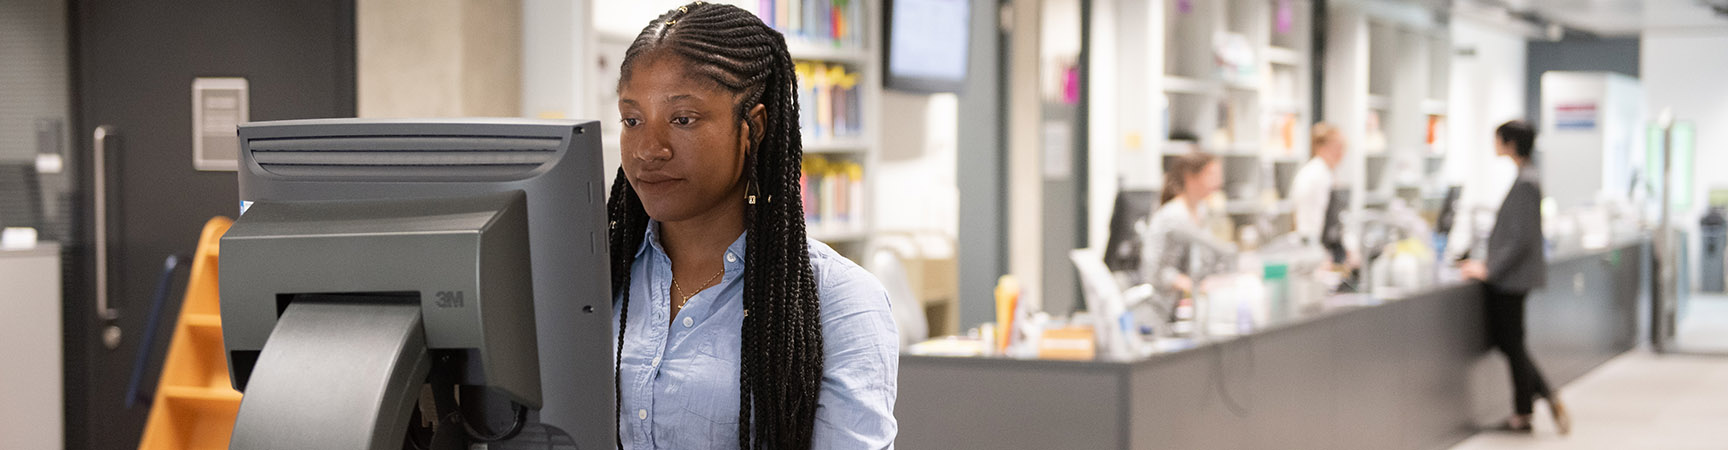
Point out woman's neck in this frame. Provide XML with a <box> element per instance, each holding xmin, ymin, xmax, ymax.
<box><xmin>659</xmin><ymin>201</ymin><xmax>746</xmax><ymax>267</ymax></box>
<box><xmin>1181</xmin><ymin>192</ymin><xmax>1206</xmax><ymax>220</ymax></box>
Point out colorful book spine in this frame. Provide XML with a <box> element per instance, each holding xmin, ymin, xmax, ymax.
<box><xmin>789</xmin><ymin>0</ymin><xmax>802</xmax><ymax>39</ymax></box>
<box><xmin>835</xmin><ymin>69</ymin><xmax>859</xmax><ymax>137</ymax></box>
<box><xmin>777</xmin><ymin>0</ymin><xmax>790</xmax><ymax>31</ymax></box>
<box><xmin>792</xmin><ymin>62</ymin><xmax>862</xmax><ymax>141</ymax></box>
<box><xmin>798</xmin><ymin>156</ymin><xmax>864</xmax><ymax>231</ymax></box>
<box><xmin>762</xmin><ymin>0</ymin><xmax>861</xmax><ymax>48</ymax></box>
<box><xmin>802</xmin><ymin>157</ymin><xmax>819</xmax><ymax>222</ymax></box>
<box><xmin>813</xmin><ymin>64</ymin><xmax>832</xmax><ymax>139</ymax></box>
<box><xmin>846</xmin><ymin>163</ymin><xmax>863</xmax><ymax>225</ymax></box>
<box><xmin>795</xmin><ymin>62</ymin><xmax>816</xmax><ymax>137</ymax></box>
<box><xmin>819</xmin><ymin>168</ymin><xmax>836</xmax><ymax>226</ymax></box>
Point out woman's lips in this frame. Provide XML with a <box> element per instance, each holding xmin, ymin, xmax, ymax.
<box><xmin>632</xmin><ymin>172</ymin><xmax>683</xmax><ymax>190</ymax></box>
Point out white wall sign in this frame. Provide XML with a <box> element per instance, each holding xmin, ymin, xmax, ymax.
<box><xmin>1042</xmin><ymin>121</ymin><xmax>1072</xmax><ymax>180</ymax></box>
<box><xmin>192</xmin><ymin>77</ymin><xmax>248</xmax><ymax>171</ymax></box>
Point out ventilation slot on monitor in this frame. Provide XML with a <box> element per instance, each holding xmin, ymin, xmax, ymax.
<box><xmin>247</xmin><ymin>136</ymin><xmax>562</xmax><ymax>180</ymax></box>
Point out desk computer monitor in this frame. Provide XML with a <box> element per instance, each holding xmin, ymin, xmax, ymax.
<box><xmin>1434</xmin><ymin>185</ymin><xmax>1463</xmax><ymax>235</ymax></box>
<box><xmin>1321</xmin><ymin>188</ymin><xmax>1350</xmax><ymax>264</ymax></box>
<box><xmin>1104</xmin><ymin>189</ymin><xmax>1158</xmax><ymax>274</ymax></box>
<box><xmin>230</xmin><ymin>118</ymin><xmax>611</xmax><ymax>449</ymax></box>
<box><xmin>885</xmin><ymin>0</ymin><xmax>971</xmax><ymax>93</ymax></box>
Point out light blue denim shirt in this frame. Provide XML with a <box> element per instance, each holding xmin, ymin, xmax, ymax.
<box><xmin>615</xmin><ymin>222</ymin><xmax>899</xmax><ymax>449</ymax></box>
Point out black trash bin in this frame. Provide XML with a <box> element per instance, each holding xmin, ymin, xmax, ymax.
<box><xmin>1701</xmin><ymin>208</ymin><xmax>1727</xmax><ymax>292</ymax></box>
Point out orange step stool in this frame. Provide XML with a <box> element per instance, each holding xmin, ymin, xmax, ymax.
<box><xmin>138</xmin><ymin>217</ymin><xmax>237</xmax><ymax>450</ymax></box>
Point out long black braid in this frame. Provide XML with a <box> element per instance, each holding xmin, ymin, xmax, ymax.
<box><xmin>608</xmin><ymin>3</ymin><xmax>822</xmax><ymax>449</ymax></box>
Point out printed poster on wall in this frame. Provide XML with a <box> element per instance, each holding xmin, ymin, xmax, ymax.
<box><xmin>1554</xmin><ymin>102</ymin><xmax>1598</xmax><ymax>131</ymax></box>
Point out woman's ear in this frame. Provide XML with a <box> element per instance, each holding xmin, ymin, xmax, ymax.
<box><xmin>746</xmin><ymin>103</ymin><xmax>767</xmax><ymax>146</ymax></box>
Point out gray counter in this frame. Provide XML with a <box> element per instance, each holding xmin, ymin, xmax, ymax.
<box><xmin>0</xmin><ymin>243</ymin><xmax>63</xmax><ymax>449</ymax></box>
<box><xmin>896</xmin><ymin>240</ymin><xmax>1647</xmax><ymax>450</ymax></box>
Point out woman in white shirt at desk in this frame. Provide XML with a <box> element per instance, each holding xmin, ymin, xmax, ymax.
<box><xmin>1289</xmin><ymin>122</ymin><xmax>1350</xmax><ymax>265</ymax></box>
<box><xmin>1290</xmin><ymin>123</ymin><xmax>1342</xmax><ymax>243</ymax></box>
<box><xmin>1139</xmin><ymin>152</ymin><xmax>1225</xmax><ymax>322</ymax></box>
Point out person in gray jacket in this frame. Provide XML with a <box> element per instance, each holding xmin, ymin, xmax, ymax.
<box><xmin>1140</xmin><ymin>152</ymin><xmax>1231</xmax><ymax>325</ymax></box>
<box><xmin>1459</xmin><ymin>120</ymin><xmax>1571</xmax><ymax>435</ymax></box>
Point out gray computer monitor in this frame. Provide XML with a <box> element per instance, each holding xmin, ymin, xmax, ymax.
<box><xmin>232</xmin><ymin>118</ymin><xmax>612</xmax><ymax>449</ymax></box>
<box><xmin>1322</xmin><ymin>188</ymin><xmax>1351</xmax><ymax>264</ymax></box>
<box><xmin>1104</xmin><ymin>189</ymin><xmax>1158</xmax><ymax>274</ymax></box>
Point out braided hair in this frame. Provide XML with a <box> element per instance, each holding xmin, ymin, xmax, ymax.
<box><xmin>608</xmin><ymin>3</ymin><xmax>822</xmax><ymax>449</ymax></box>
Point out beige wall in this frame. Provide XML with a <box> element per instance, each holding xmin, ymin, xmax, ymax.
<box><xmin>358</xmin><ymin>0</ymin><xmax>522</xmax><ymax>117</ymax></box>
<box><xmin>1007</xmin><ymin>0</ymin><xmax>1044</xmax><ymax>310</ymax></box>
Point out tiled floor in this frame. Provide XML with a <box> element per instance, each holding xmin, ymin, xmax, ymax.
<box><xmin>1676</xmin><ymin>294</ymin><xmax>1728</xmax><ymax>353</ymax></box>
<box><xmin>1449</xmin><ymin>296</ymin><xmax>1728</xmax><ymax>449</ymax></box>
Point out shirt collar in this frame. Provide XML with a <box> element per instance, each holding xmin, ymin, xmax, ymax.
<box><xmin>635</xmin><ymin>220</ymin><xmax>662</xmax><ymax>259</ymax></box>
<box><xmin>635</xmin><ymin>220</ymin><xmax>748</xmax><ymax>266</ymax></box>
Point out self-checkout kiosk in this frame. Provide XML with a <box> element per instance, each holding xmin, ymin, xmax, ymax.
<box><xmin>219</xmin><ymin>119</ymin><xmax>614</xmax><ymax>449</ymax></box>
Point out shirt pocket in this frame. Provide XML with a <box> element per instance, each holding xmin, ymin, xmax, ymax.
<box><xmin>683</xmin><ymin>348</ymin><xmax>742</xmax><ymax>426</ymax></box>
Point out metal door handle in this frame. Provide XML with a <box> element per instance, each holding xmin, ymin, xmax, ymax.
<box><xmin>95</xmin><ymin>126</ymin><xmax>122</xmax><ymax>349</ymax></box>
<box><xmin>95</xmin><ymin>126</ymin><xmax>118</xmax><ymax>320</ymax></box>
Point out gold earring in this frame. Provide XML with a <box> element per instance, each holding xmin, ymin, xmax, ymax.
<box><xmin>747</xmin><ymin>180</ymin><xmax>758</xmax><ymax>205</ymax></box>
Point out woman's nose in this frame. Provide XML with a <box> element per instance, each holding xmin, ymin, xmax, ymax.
<box><xmin>631</xmin><ymin>130</ymin><xmax>673</xmax><ymax>162</ymax></box>
<box><xmin>633</xmin><ymin>144</ymin><xmax>672</xmax><ymax>162</ymax></box>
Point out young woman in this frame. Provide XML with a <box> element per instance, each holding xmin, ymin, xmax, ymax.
<box><xmin>608</xmin><ymin>3</ymin><xmax>898</xmax><ymax>449</ymax></box>
<box><xmin>1140</xmin><ymin>152</ymin><xmax>1227</xmax><ymax>322</ymax></box>
<box><xmin>1459</xmin><ymin>120</ymin><xmax>1570</xmax><ymax>435</ymax></box>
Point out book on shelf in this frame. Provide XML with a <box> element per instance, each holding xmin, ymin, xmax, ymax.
<box><xmin>795</xmin><ymin>62</ymin><xmax>863</xmax><ymax>142</ymax></box>
<box><xmin>800</xmin><ymin>156</ymin><xmax>865</xmax><ymax>235</ymax></box>
<box><xmin>1425</xmin><ymin>115</ymin><xmax>1447</xmax><ymax>156</ymax></box>
<box><xmin>757</xmin><ymin>0</ymin><xmax>864</xmax><ymax>48</ymax></box>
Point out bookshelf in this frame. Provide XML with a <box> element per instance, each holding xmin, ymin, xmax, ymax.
<box><xmin>590</xmin><ymin>0</ymin><xmax>880</xmax><ymax>258</ymax></box>
<box><xmin>1153</xmin><ymin>0</ymin><xmax>1316</xmax><ymax>244</ymax></box>
<box><xmin>1316</xmin><ymin>2</ymin><xmax>1454</xmax><ymax>274</ymax></box>
<box><xmin>1353</xmin><ymin>10</ymin><xmax>1451</xmax><ymax>211</ymax></box>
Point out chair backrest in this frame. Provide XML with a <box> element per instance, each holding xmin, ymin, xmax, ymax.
<box><xmin>867</xmin><ymin>248</ymin><xmax>927</xmax><ymax>347</ymax></box>
<box><xmin>1072</xmin><ymin>248</ymin><xmax>1138</xmax><ymax>360</ymax></box>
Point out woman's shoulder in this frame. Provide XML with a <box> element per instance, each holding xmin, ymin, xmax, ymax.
<box><xmin>1149</xmin><ymin>201</ymin><xmax>1189</xmax><ymax>225</ymax></box>
<box><xmin>804</xmin><ymin>237</ymin><xmax>892</xmax><ymax>314</ymax></box>
<box><xmin>1517</xmin><ymin>166</ymin><xmax>1542</xmax><ymax>189</ymax></box>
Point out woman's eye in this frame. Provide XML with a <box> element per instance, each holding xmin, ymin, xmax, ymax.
<box><xmin>671</xmin><ymin>116</ymin><xmax>695</xmax><ymax>126</ymax></box>
<box><xmin>620</xmin><ymin>118</ymin><xmax>641</xmax><ymax>128</ymax></box>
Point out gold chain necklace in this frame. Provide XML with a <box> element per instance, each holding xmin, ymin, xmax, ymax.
<box><xmin>671</xmin><ymin>267</ymin><xmax>726</xmax><ymax>309</ymax></box>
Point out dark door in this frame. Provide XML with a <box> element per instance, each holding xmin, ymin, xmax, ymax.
<box><xmin>65</xmin><ymin>2</ymin><xmax>354</xmax><ymax>449</ymax></box>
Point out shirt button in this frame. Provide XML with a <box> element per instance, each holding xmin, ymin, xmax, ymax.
<box><xmin>682</xmin><ymin>317</ymin><xmax>694</xmax><ymax>328</ymax></box>
<box><xmin>638</xmin><ymin>409</ymin><xmax>648</xmax><ymax>420</ymax></box>
<box><xmin>727</xmin><ymin>253</ymin><xmax>737</xmax><ymax>263</ymax></box>
<box><xmin>651</xmin><ymin>356</ymin><xmax>661</xmax><ymax>367</ymax></box>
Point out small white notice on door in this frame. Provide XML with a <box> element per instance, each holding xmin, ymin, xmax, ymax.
<box><xmin>192</xmin><ymin>77</ymin><xmax>248</xmax><ymax>171</ymax></box>
<box><xmin>1042</xmin><ymin>121</ymin><xmax>1073</xmax><ymax>180</ymax></box>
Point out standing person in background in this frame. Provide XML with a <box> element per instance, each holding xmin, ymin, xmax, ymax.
<box><xmin>1140</xmin><ymin>152</ymin><xmax>1227</xmax><ymax>322</ymax></box>
<box><xmin>1459</xmin><ymin>120</ymin><xmax>1571</xmax><ymax>435</ymax></box>
<box><xmin>1290</xmin><ymin>122</ymin><xmax>1348</xmax><ymax>264</ymax></box>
